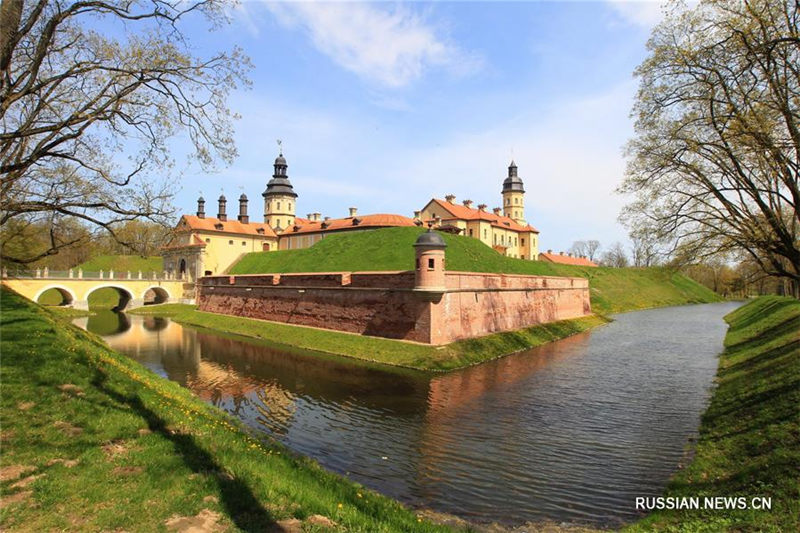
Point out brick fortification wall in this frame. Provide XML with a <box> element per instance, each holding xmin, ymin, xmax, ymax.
<box><xmin>197</xmin><ymin>271</ymin><xmax>591</xmax><ymax>345</ymax></box>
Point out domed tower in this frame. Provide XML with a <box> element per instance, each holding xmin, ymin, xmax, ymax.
<box><xmin>502</xmin><ymin>160</ymin><xmax>526</xmax><ymax>225</ymax></box>
<box><xmin>262</xmin><ymin>150</ymin><xmax>297</xmax><ymax>230</ymax></box>
<box><xmin>413</xmin><ymin>229</ymin><xmax>447</xmax><ymax>293</ymax></box>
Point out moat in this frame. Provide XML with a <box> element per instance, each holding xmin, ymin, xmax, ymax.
<box><xmin>75</xmin><ymin>302</ymin><xmax>741</xmax><ymax>528</ymax></box>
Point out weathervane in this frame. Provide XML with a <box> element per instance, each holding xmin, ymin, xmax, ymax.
<box><xmin>277</xmin><ymin>138</ymin><xmax>283</xmax><ymax>155</ymax></box>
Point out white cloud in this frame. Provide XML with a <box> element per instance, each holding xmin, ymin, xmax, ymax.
<box><xmin>607</xmin><ymin>1</ymin><xmax>666</xmax><ymax>28</ymax></box>
<box><xmin>265</xmin><ymin>2</ymin><xmax>481</xmax><ymax>87</ymax></box>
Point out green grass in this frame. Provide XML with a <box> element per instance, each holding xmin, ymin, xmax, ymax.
<box><xmin>76</xmin><ymin>254</ymin><xmax>163</xmax><ymax>274</ymax></box>
<box><xmin>129</xmin><ymin>304</ymin><xmax>610</xmax><ymax>372</ymax></box>
<box><xmin>230</xmin><ymin>227</ymin><xmax>720</xmax><ymax>315</ymax></box>
<box><xmin>0</xmin><ymin>286</ymin><xmax>457</xmax><ymax>532</ymax></box>
<box><xmin>627</xmin><ymin>296</ymin><xmax>800</xmax><ymax>532</ymax></box>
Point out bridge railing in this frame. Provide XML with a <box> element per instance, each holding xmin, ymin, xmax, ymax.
<box><xmin>2</xmin><ymin>267</ymin><xmax>187</xmax><ymax>281</ymax></box>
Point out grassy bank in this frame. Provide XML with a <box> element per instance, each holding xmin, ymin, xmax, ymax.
<box><xmin>229</xmin><ymin>227</ymin><xmax>720</xmax><ymax>315</ymax></box>
<box><xmin>628</xmin><ymin>296</ymin><xmax>800</xmax><ymax>532</ymax></box>
<box><xmin>131</xmin><ymin>303</ymin><xmax>609</xmax><ymax>372</ymax></box>
<box><xmin>0</xmin><ymin>287</ymin><xmax>454</xmax><ymax>532</ymax></box>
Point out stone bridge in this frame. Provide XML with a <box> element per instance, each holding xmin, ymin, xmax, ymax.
<box><xmin>1</xmin><ymin>268</ymin><xmax>194</xmax><ymax>310</ymax></box>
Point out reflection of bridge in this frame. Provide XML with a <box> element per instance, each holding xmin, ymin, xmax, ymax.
<box><xmin>2</xmin><ymin>269</ymin><xmax>193</xmax><ymax>310</ymax></box>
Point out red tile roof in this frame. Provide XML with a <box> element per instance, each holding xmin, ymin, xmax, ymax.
<box><xmin>280</xmin><ymin>213</ymin><xmax>417</xmax><ymax>236</ymax></box>
<box><xmin>539</xmin><ymin>252</ymin><xmax>598</xmax><ymax>267</ymax></box>
<box><xmin>429</xmin><ymin>199</ymin><xmax>539</xmax><ymax>233</ymax></box>
<box><xmin>178</xmin><ymin>215</ymin><xmax>277</xmax><ymax>238</ymax></box>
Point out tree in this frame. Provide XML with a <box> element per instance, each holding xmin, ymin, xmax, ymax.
<box><xmin>619</xmin><ymin>0</ymin><xmax>800</xmax><ymax>297</ymax></box>
<box><xmin>601</xmin><ymin>241</ymin><xmax>629</xmax><ymax>268</ymax></box>
<box><xmin>0</xmin><ymin>0</ymin><xmax>249</xmax><ymax>265</ymax></box>
<box><xmin>569</xmin><ymin>239</ymin><xmax>601</xmax><ymax>261</ymax></box>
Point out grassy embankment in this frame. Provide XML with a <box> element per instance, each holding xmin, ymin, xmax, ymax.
<box><xmin>627</xmin><ymin>296</ymin><xmax>800</xmax><ymax>532</ymax></box>
<box><xmin>230</xmin><ymin>227</ymin><xmax>720</xmax><ymax>316</ymax></box>
<box><xmin>0</xmin><ymin>287</ymin><xmax>454</xmax><ymax>532</ymax></box>
<box><xmin>132</xmin><ymin>227</ymin><xmax>717</xmax><ymax>371</ymax></box>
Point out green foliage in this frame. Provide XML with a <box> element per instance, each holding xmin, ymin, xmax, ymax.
<box><xmin>130</xmin><ymin>303</ymin><xmax>609</xmax><ymax>372</ymax></box>
<box><xmin>627</xmin><ymin>296</ymin><xmax>800</xmax><ymax>532</ymax></box>
<box><xmin>0</xmin><ymin>287</ymin><xmax>453</xmax><ymax>532</ymax></box>
<box><xmin>76</xmin><ymin>255</ymin><xmax>163</xmax><ymax>273</ymax></box>
<box><xmin>230</xmin><ymin>227</ymin><xmax>721</xmax><ymax>315</ymax></box>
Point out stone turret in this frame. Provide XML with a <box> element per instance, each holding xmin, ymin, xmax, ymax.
<box><xmin>413</xmin><ymin>229</ymin><xmax>447</xmax><ymax>293</ymax></box>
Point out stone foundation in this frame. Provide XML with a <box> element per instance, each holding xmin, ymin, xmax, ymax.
<box><xmin>197</xmin><ymin>270</ymin><xmax>591</xmax><ymax>345</ymax></box>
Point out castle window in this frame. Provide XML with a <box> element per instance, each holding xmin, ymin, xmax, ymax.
<box><xmin>229</xmin><ymin>240</ymin><xmax>233</xmax><ymax>245</ymax></box>
<box><xmin>521</xmin><ymin>238</ymin><xmax>525</xmax><ymax>246</ymax></box>
<box><xmin>205</xmin><ymin>238</ymin><xmax>210</xmax><ymax>243</ymax></box>
<box><xmin>469</xmin><ymin>229</ymin><xmax>473</xmax><ymax>237</ymax></box>
<box><xmin>515</xmin><ymin>237</ymin><xmax>518</xmax><ymax>246</ymax></box>
<box><xmin>484</xmin><ymin>229</ymin><xmax>487</xmax><ymax>239</ymax></box>
<box><xmin>416</xmin><ymin>258</ymin><xmax>420</xmax><ymax>270</ymax></box>
<box><xmin>428</xmin><ymin>258</ymin><xmax>435</xmax><ymax>269</ymax></box>
<box><xmin>277</xmin><ymin>201</ymin><xmax>281</xmax><ymax>210</ymax></box>
<box><xmin>242</xmin><ymin>241</ymin><xmax>246</xmax><ymax>246</ymax></box>
<box><xmin>288</xmin><ymin>202</ymin><xmax>292</xmax><ymax>210</ymax></box>
<box><xmin>506</xmin><ymin>198</ymin><xmax>510</xmax><ymax>205</ymax></box>
<box><xmin>514</xmin><ymin>198</ymin><xmax>518</xmax><ymax>205</ymax></box>
<box><xmin>494</xmin><ymin>234</ymin><xmax>497</xmax><ymax>244</ymax></box>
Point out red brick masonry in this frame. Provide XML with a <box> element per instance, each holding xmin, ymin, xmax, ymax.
<box><xmin>197</xmin><ymin>271</ymin><xmax>591</xmax><ymax>345</ymax></box>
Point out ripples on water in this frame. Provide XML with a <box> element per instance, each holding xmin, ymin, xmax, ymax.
<box><xmin>76</xmin><ymin>302</ymin><xmax>741</xmax><ymax>528</ymax></box>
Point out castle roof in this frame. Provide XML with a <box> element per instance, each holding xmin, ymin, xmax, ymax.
<box><xmin>178</xmin><ymin>215</ymin><xmax>277</xmax><ymax>238</ymax></box>
<box><xmin>280</xmin><ymin>213</ymin><xmax>416</xmax><ymax>236</ymax></box>
<box><xmin>539</xmin><ymin>252</ymin><xmax>598</xmax><ymax>267</ymax></box>
<box><xmin>427</xmin><ymin>198</ymin><xmax>539</xmax><ymax>233</ymax></box>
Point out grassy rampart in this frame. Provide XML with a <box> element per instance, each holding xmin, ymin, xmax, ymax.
<box><xmin>229</xmin><ymin>227</ymin><xmax>720</xmax><ymax>315</ymax></box>
<box><xmin>628</xmin><ymin>296</ymin><xmax>800</xmax><ymax>531</ymax></box>
<box><xmin>0</xmin><ymin>287</ymin><xmax>453</xmax><ymax>532</ymax></box>
<box><xmin>131</xmin><ymin>304</ymin><xmax>609</xmax><ymax>372</ymax></box>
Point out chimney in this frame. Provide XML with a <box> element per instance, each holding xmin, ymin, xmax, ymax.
<box><xmin>493</xmin><ymin>207</ymin><xmax>502</xmax><ymax>215</ymax></box>
<box><xmin>196</xmin><ymin>196</ymin><xmax>205</xmax><ymax>219</ymax></box>
<box><xmin>312</xmin><ymin>212</ymin><xmax>321</xmax><ymax>222</ymax></box>
<box><xmin>462</xmin><ymin>199</ymin><xmax>473</xmax><ymax>208</ymax></box>
<box><xmin>477</xmin><ymin>204</ymin><xmax>487</xmax><ymax>212</ymax></box>
<box><xmin>217</xmin><ymin>194</ymin><xmax>227</xmax><ymax>222</ymax></box>
<box><xmin>560</xmin><ymin>251</ymin><xmax>565</xmax><ymax>256</ymax></box>
<box><xmin>324</xmin><ymin>216</ymin><xmax>331</xmax><ymax>221</ymax></box>
<box><xmin>349</xmin><ymin>207</ymin><xmax>358</xmax><ymax>217</ymax></box>
<box><xmin>307</xmin><ymin>213</ymin><xmax>313</xmax><ymax>220</ymax></box>
<box><xmin>413</xmin><ymin>210</ymin><xmax>421</xmax><ymax>219</ymax></box>
<box><xmin>547</xmin><ymin>249</ymin><xmax>552</xmax><ymax>254</ymax></box>
<box><xmin>445</xmin><ymin>194</ymin><xmax>456</xmax><ymax>203</ymax></box>
<box><xmin>238</xmin><ymin>194</ymin><xmax>249</xmax><ymax>224</ymax></box>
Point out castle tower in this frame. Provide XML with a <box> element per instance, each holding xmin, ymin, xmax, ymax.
<box><xmin>502</xmin><ymin>160</ymin><xmax>526</xmax><ymax>225</ymax></box>
<box><xmin>262</xmin><ymin>150</ymin><xmax>297</xmax><ymax>230</ymax></box>
<box><xmin>413</xmin><ymin>229</ymin><xmax>447</xmax><ymax>293</ymax></box>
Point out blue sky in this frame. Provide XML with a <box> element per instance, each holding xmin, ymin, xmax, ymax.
<box><xmin>172</xmin><ymin>1</ymin><xmax>665</xmax><ymax>254</ymax></box>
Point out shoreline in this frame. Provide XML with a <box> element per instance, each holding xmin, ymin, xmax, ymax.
<box><xmin>129</xmin><ymin>303</ymin><xmax>611</xmax><ymax>372</ymax></box>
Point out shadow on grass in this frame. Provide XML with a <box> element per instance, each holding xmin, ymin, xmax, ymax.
<box><xmin>89</xmin><ymin>369</ymin><xmax>277</xmax><ymax>532</ymax></box>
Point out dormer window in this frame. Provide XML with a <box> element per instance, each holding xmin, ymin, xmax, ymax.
<box><xmin>352</xmin><ymin>218</ymin><xmax>361</xmax><ymax>226</ymax></box>
<box><xmin>293</xmin><ymin>225</ymin><xmax>300</xmax><ymax>232</ymax></box>
<box><xmin>321</xmin><ymin>222</ymin><xmax>329</xmax><ymax>229</ymax></box>
<box><xmin>214</xmin><ymin>223</ymin><xmax>224</xmax><ymax>230</ymax></box>
<box><xmin>256</xmin><ymin>227</ymin><xmax>265</xmax><ymax>235</ymax></box>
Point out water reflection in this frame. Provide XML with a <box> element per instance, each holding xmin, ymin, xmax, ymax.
<box><xmin>77</xmin><ymin>302</ymin><xmax>741</xmax><ymax>527</ymax></box>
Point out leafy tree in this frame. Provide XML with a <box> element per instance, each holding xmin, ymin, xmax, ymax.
<box><xmin>620</xmin><ymin>0</ymin><xmax>800</xmax><ymax>296</ymax></box>
<box><xmin>0</xmin><ymin>0</ymin><xmax>250</xmax><ymax>265</ymax></box>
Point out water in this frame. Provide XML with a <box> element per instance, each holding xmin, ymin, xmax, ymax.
<box><xmin>75</xmin><ymin>302</ymin><xmax>741</xmax><ymax>528</ymax></box>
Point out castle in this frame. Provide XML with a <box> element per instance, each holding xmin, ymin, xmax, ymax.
<box><xmin>162</xmin><ymin>151</ymin><xmax>544</xmax><ymax>281</ymax></box>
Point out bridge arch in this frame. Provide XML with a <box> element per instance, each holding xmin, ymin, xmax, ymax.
<box><xmin>85</xmin><ymin>285</ymin><xmax>134</xmax><ymax>311</ymax></box>
<box><xmin>34</xmin><ymin>285</ymin><xmax>77</xmax><ymax>307</ymax></box>
<box><xmin>142</xmin><ymin>286</ymin><xmax>170</xmax><ymax>305</ymax></box>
